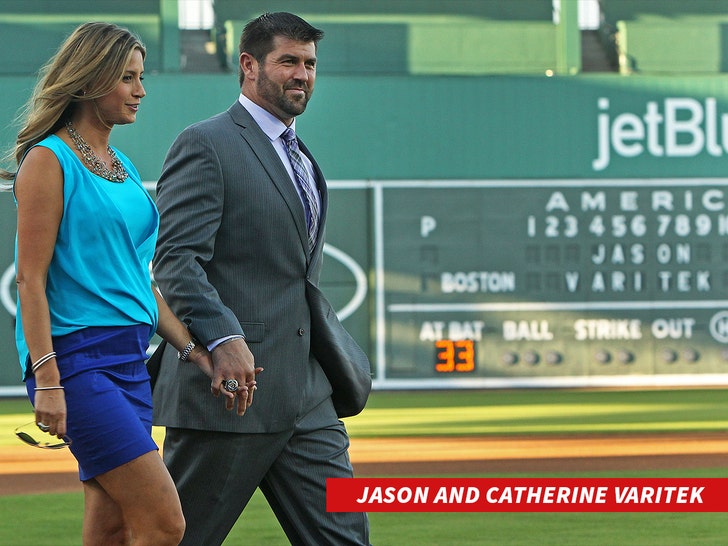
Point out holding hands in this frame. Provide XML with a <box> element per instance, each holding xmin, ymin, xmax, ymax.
<box><xmin>208</xmin><ymin>338</ymin><xmax>263</xmax><ymax>415</ymax></box>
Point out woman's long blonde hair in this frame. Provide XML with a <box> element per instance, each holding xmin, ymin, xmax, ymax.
<box><xmin>0</xmin><ymin>22</ymin><xmax>145</xmax><ymax>181</ymax></box>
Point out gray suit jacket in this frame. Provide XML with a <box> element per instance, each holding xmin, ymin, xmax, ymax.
<box><xmin>152</xmin><ymin>101</ymin><xmax>333</xmax><ymax>433</ymax></box>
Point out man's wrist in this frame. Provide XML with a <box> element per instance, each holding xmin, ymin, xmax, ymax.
<box><xmin>208</xmin><ymin>334</ymin><xmax>245</xmax><ymax>352</ymax></box>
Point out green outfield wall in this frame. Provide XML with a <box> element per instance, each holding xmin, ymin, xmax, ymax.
<box><xmin>3</xmin><ymin>1</ymin><xmax>728</xmax><ymax>392</ymax></box>
<box><xmin>3</xmin><ymin>73</ymin><xmax>728</xmax><ymax>392</ymax></box>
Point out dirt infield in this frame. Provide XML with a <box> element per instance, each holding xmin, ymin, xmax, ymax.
<box><xmin>2</xmin><ymin>432</ymin><xmax>727</xmax><ymax>496</ymax></box>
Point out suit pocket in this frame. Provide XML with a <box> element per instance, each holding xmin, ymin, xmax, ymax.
<box><xmin>240</xmin><ymin>321</ymin><xmax>266</xmax><ymax>343</ymax></box>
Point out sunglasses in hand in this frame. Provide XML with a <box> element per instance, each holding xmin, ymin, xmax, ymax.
<box><xmin>14</xmin><ymin>421</ymin><xmax>72</xmax><ymax>449</ymax></box>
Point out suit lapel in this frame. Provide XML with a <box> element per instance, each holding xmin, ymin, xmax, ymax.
<box><xmin>227</xmin><ymin>103</ymin><xmax>310</xmax><ymax>253</ymax></box>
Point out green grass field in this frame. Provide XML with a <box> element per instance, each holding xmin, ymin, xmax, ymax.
<box><xmin>1</xmin><ymin>388</ymin><xmax>726</xmax><ymax>545</ymax></box>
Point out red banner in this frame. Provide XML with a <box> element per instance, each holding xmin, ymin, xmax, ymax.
<box><xmin>327</xmin><ymin>478</ymin><xmax>728</xmax><ymax>512</ymax></box>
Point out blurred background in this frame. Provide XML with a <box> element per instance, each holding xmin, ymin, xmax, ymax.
<box><xmin>2</xmin><ymin>0</ymin><xmax>728</xmax><ymax>395</ymax></box>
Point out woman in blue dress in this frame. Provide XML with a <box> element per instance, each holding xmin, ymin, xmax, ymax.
<box><xmin>1</xmin><ymin>22</ymin><xmax>232</xmax><ymax>545</ymax></box>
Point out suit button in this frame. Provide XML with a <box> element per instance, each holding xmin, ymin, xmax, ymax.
<box><xmin>298</xmin><ymin>328</ymin><xmax>305</xmax><ymax>336</ymax></box>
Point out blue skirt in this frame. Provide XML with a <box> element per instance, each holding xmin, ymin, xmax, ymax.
<box><xmin>26</xmin><ymin>325</ymin><xmax>158</xmax><ymax>481</ymax></box>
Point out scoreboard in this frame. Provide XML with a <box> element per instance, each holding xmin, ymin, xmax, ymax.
<box><xmin>4</xmin><ymin>179</ymin><xmax>728</xmax><ymax>393</ymax></box>
<box><xmin>368</xmin><ymin>179</ymin><xmax>728</xmax><ymax>388</ymax></box>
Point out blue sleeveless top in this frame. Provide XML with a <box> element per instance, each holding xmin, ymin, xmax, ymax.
<box><xmin>15</xmin><ymin>134</ymin><xmax>159</xmax><ymax>374</ymax></box>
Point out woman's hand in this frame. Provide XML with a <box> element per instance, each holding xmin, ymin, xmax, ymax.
<box><xmin>33</xmin><ymin>388</ymin><xmax>67</xmax><ymax>439</ymax></box>
<box><xmin>186</xmin><ymin>344</ymin><xmax>214</xmax><ymax>378</ymax></box>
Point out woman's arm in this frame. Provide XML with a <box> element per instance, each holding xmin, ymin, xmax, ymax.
<box><xmin>14</xmin><ymin>146</ymin><xmax>67</xmax><ymax>438</ymax></box>
<box><xmin>151</xmin><ymin>284</ymin><xmax>232</xmax><ymax>396</ymax></box>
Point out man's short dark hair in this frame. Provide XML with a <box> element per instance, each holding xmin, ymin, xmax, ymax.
<box><xmin>238</xmin><ymin>12</ymin><xmax>324</xmax><ymax>86</ymax></box>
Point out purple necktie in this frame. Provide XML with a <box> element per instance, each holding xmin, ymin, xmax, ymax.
<box><xmin>282</xmin><ymin>128</ymin><xmax>319</xmax><ymax>251</ymax></box>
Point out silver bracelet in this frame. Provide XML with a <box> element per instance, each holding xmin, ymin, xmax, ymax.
<box><xmin>34</xmin><ymin>386</ymin><xmax>64</xmax><ymax>391</ymax></box>
<box><xmin>31</xmin><ymin>351</ymin><xmax>57</xmax><ymax>373</ymax></box>
<box><xmin>177</xmin><ymin>339</ymin><xmax>196</xmax><ymax>361</ymax></box>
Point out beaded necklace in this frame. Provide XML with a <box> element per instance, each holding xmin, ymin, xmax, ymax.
<box><xmin>65</xmin><ymin>121</ymin><xmax>128</xmax><ymax>183</ymax></box>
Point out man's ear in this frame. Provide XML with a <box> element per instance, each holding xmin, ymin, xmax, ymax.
<box><xmin>239</xmin><ymin>52</ymin><xmax>257</xmax><ymax>81</ymax></box>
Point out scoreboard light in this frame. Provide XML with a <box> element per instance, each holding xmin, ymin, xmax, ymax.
<box><xmin>434</xmin><ymin>339</ymin><xmax>476</xmax><ymax>373</ymax></box>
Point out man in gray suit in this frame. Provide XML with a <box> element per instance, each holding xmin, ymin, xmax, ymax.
<box><xmin>152</xmin><ymin>12</ymin><xmax>370</xmax><ymax>546</ymax></box>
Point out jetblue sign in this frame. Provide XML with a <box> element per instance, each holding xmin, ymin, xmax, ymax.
<box><xmin>593</xmin><ymin>97</ymin><xmax>728</xmax><ymax>171</ymax></box>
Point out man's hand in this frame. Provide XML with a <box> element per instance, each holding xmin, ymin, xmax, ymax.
<box><xmin>210</xmin><ymin>338</ymin><xmax>263</xmax><ymax>415</ymax></box>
